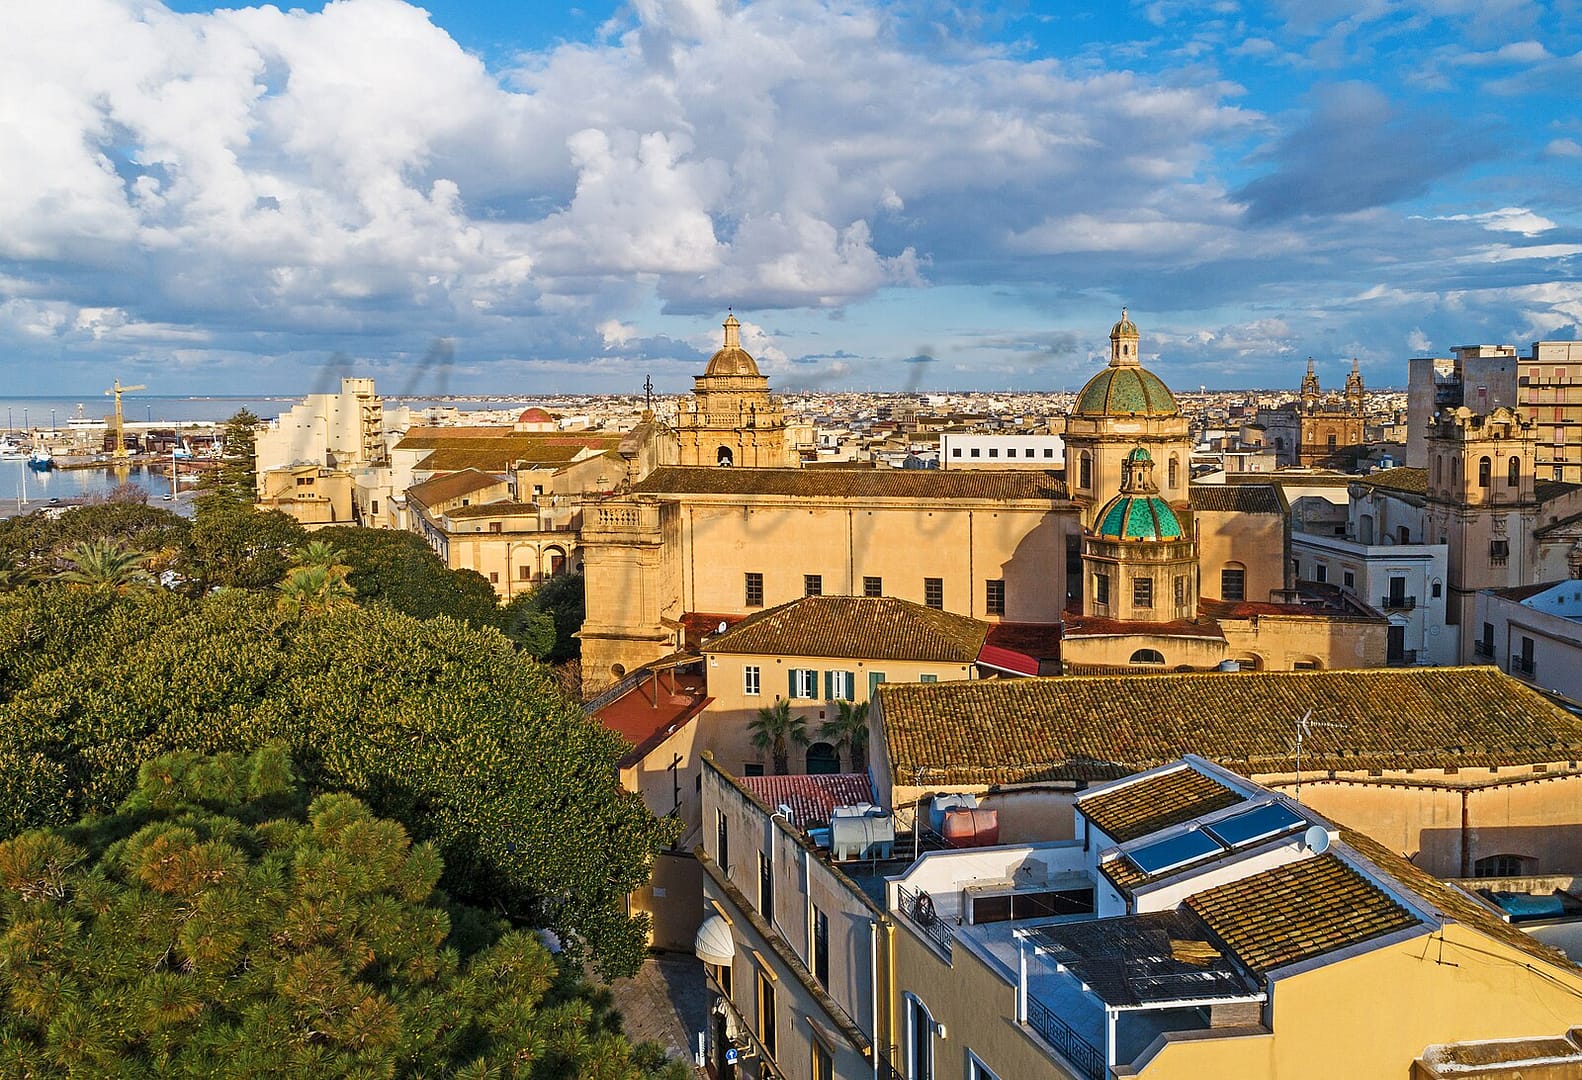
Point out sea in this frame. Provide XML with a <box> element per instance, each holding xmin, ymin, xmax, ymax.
<box><xmin>0</xmin><ymin>394</ymin><xmax>528</xmax><ymax>514</ymax></box>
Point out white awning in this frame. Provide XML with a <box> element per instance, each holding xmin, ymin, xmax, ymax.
<box><xmin>695</xmin><ymin>914</ymin><xmax>735</xmax><ymax>966</ymax></box>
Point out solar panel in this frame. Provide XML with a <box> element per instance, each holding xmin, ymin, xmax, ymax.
<box><xmin>1126</xmin><ymin>828</ymin><xmax>1223</xmax><ymax>876</ymax></box>
<box><xmin>1205</xmin><ymin>802</ymin><xmax>1305</xmax><ymax>848</ymax></box>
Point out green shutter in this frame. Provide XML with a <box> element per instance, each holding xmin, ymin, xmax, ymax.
<box><xmin>789</xmin><ymin>669</ymin><xmax>798</xmax><ymax>699</ymax></box>
<box><xmin>869</xmin><ymin>672</ymin><xmax>886</xmax><ymax>697</ymax></box>
<box><xmin>824</xmin><ymin>670</ymin><xmax>834</xmax><ymax>699</ymax></box>
<box><xmin>920</xmin><ymin>674</ymin><xmax>937</xmax><ymax>684</ymax></box>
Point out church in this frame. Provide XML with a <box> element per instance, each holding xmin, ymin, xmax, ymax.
<box><xmin>577</xmin><ymin>312</ymin><xmax>1386</xmax><ymax>692</ymax></box>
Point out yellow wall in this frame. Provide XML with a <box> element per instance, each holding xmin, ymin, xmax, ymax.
<box><xmin>1195</xmin><ymin>506</ymin><xmax>1287</xmax><ymax>603</ymax></box>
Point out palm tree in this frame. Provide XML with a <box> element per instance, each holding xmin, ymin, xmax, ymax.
<box><xmin>292</xmin><ymin>540</ymin><xmax>349</xmax><ymax>572</ymax></box>
<box><xmin>749</xmin><ymin>700</ymin><xmax>810</xmax><ymax>775</ymax></box>
<box><xmin>56</xmin><ymin>539</ymin><xmax>152</xmax><ymax>589</ymax></box>
<box><xmin>0</xmin><ymin>560</ymin><xmax>39</xmax><ymax>591</ymax></box>
<box><xmin>276</xmin><ymin>563</ymin><xmax>356</xmax><ymax>615</ymax></box>
<box><xmin>820</xmin><ymin>699</ymin><xmax>870</xmax><ymax>774</ymax></box>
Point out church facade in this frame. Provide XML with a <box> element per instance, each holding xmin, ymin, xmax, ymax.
<box><xmin>1260</xmin><ymin>358</ymin><xmax>1369</xmax><ymax>469</ymax></box>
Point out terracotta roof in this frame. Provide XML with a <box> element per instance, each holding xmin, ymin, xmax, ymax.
<box><xmin>1485</xmin><ymin>581</ymin><xmax>1564</xmax><ymax>603</ymax></box>
<box><xmin>444</xmin><ymin>501</ymin><xmax>540</xmax><ymax>519</ymax></box>
<box><xmin>1189</xmin><ymin>485</ymin><xmax>1283</xmax><ymax>514</ymax></box>
<box><xmin>397</xmin><ymin>430</ymin><xmax>622</xmax><ymax>472</ymax></box>
<box><xmin>407</xmin><ymin>468</ymin><xmax>506</xmax><ymax>508</ymax></box>
<box><xmin>704</xmin><ymin>596</ymin><xmax>988</xmax><ymax>663</ymax></box>
<box><xmin>592</xmin><ymin>667</ymin><xmax>712</xmax><ymax>768</ymax></box>
<box><xmin>877</xmin><ymin>667</ymin><xmax>1582</xmax><ymax>787</ymax></box>
<box><xmin>738</xmin><ymin>773</ymin><xmax>874</xmax><ymax>827</ymax></box>
<box><xmin>1183</xmin><ymin>854</ymin><xmax>1419</xmax><ymax>973</ymax></box>
<box><xmin>1355</xmin><ymin>467</ymin><xmax>1428</xmax><ymax>495</ymax></box>
<box><xmin>1080</xmin><ymin>767</ymin><xmax>1246</xmax><ymax>843</ymax></box>
<box><xmin>983</xmin><ymin>623</ymin><xmax>1063</xmax><ymax>659</ymax></box>
<box><xmin>1536</xmin><ymin>480</ymin><xmax>1581</xmax><ymax>504</ymax></box>
<box><xmin>630</xmin><ymin>465</ymin><xmax>1069</xmax><ymax>502</ymax></box>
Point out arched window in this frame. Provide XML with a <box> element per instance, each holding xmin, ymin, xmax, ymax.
<box><xmin>1508</xmin><ymin>456</ymin><xmax>1520</xmax><ymax>487</ymax></box>
<box><xmin>716</xmin><ymin>445</ymin><xmax>734</xmax><ymax>467</ymax></box>
<box><xmin>905</xmin><ymin>994</ymin><xmax>935</xmax><ymax>1080</ymax></box>
<box><xmin>544</xmin><ymin>546</ymin><xmax>567</xmax><ymax>577</ymax></box>
<box><xmin>1079</xmin><ymin>451</ymin><xmax>1092</xmax><ymax>489</ymax></box>
<box><xmin>1478</xmin><ymin>456</ymin><xmax>1491</xmax><ymax>488</ymax></box>
<box><xmin>1168</xmin><ymin>455</ymin><xmax>1180</xmax><ymax>488</ymax></box>
<box><xmin>1474</xmin><ymin>854</ymin><xmax>1532</xmax><ymax>878</ymax></box>
<box><xmin>1130</xmin><ymin>648</ymin><xmax>1165</xmax><ymax>665</ymax></box>
<box><xmin>805</xmin><ymin>742</ymin><xmax>839</xmax><ymax>774</ymax></box>
<box><xmin>1435</xmin><ymin>456</ymin><xmax>1442</xmax><ymax>485</ymax></box>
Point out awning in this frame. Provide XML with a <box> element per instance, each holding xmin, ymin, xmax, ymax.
<box><xmin>694</xmin><ymin>914</ymin><xmax>735</xmax><ymax>966</ymax></box>
<box><xmin>978</xmin><ymin>643</ymin><xmax>1041</xmax><ymax>677</ymax></box>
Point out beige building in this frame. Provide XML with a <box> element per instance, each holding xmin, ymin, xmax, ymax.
<box><xmin>255</xmin><ymin>463</ymin><xmax>355</xmax><ymax>527</ymax></box>
<box><xmin>676</xmin><ymin>314</ymin><xmax>799</xmax><ymax>468</ymax></box>
<box><xmin>1259</xmin><ymin>358</ymin><xmax>1368</xmax><ymax>469</ymax></box>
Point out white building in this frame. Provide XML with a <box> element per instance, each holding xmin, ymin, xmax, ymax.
<box><xmin>940</xmin><ymin>431</ymin><xmax>1064</xmax><ymax>469</ymax></box>
<box><xmin>1473</xmin><ymin>581</ymin><xmax>1582</xmax><ymax>705</ymax></box>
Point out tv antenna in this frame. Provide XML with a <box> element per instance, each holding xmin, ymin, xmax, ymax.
<box><xmin>1291</xmin><ymin>710</ymin><xmax>1345</xmax><ymax>802</ymax></box>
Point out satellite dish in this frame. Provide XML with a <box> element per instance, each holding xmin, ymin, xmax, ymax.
<box><xmin>1303</xmin><ymin>825</ymin><xmax>1331</xmax><ymax>854</ymax></box>
<box><xmin>717</xmin><ymin>621</ymin><xmax>728</xmax><ymax>634</ymax></box>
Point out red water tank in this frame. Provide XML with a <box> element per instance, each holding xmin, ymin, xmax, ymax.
<box><xmin>941</xmin><ymin>807</ymin><xmax>999</xmax><ymax>848</ymax></box>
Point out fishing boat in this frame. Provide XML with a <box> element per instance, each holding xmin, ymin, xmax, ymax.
<box><xmin>0</xmin><ymin>436</ymin><xmax>23</xmax><ymax>459</ymax></box>
<box><xmin>26</xmin><ymin>447</ymin><xmax>53</xmax><ymax>471</ymax></box>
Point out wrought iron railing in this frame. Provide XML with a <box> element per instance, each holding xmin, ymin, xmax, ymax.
<box><xmin>895</xmin><ymin>885</ymin><xmax>954</xmax><ymax>960</ymax></box>
<box><xmin>1026</xmin><ymin>995</ymin><xmax>1106</xmax><ymax>1080</ymax></box>
<box><xmin>1380</xmin><ymin>595</ymin><xmax>1417</xmax><ymax>611</ymax></box>
<box><xmin>1511</xmin><ymin>656</ymin><xmax>1536</xmax><ymax>676</ymax></box>
<box><xmin>1473</xmin><ymin>640</ymin><xmax>1496</xmax><ymax>659</ymax></box>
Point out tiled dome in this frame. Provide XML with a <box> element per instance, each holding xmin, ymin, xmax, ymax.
<box><xmin>1074</xmin><ymin>366</ymin><xmax>1179</xmax><ymax>417</ymax></box>
<box><xmin>1092</xmin><ymin>491</ymin><xmax>1185</xmax><ymax>541</ymax></box>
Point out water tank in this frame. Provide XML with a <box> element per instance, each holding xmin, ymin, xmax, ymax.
<box><xmin>941</xmin><ymin>807</ymin><xmax>1000</xmax><ymax>848</ymax></box>
<box><xmin>830</xmin><ymin>804</ymin><xmax>895</xmax><ymax>860</ymax></box>
<box><xmin>929</xmin><ymin>793</ymin><xmax>980</xmax><ymax>834</ymax></box>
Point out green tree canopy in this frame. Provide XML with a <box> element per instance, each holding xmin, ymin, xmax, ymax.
<box><xmin>197</xmin><ymin>408</ymin><xmax>261</xmax><ymax>506</ymax></box>
<box><xmin>185</xmin><ymin>502</ymin><xmax>306</xmax><ymax>593</ymax></box>
<box><xmin>749</xmin><ymin>699</ymin><xmax>809</xmax><ymax>775</ymax></box>
<box><xmin>0</xmin><ymin>503</ymin><xmax>189</xmax><ymax>580</ymax></box>
<box><xmin>0</xmin><ymin>588</ymin><xmax>674</xmax><ymax>977</ymax></box>
<box><xmin>509</xmin><ymin>572</ymin><xmax>585</xmax><ymax>663</ymax></box>
<box><xmin>0</xmin><ymin>745</ymin><xmax>685</xmax><ymax>1078</ymax></box>
<box><xmin>312</xmin><ymin>526</ymin><xmax>503</xmax><ymax>630</ymax></box>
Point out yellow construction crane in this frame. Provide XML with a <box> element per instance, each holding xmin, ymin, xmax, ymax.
<box><xmin>104</xmin><ymin>379</ymin><xmax>147</xmax><ymax>458</ymax></box>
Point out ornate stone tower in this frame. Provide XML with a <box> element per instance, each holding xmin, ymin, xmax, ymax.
<box><xmin>675</xmin><ymin>313</ymin><xmax>791</xmax><ymax>468</ymax></box>
<box><xmin>1082</xmin><ymin>447</ymin><xmax>1199</xmax><ymax>622</ymax></box>
<box><xmin>1344</xmin><ymin>357</ymin><xmax>1365</xmax><ymax>413</ymax></box>
<box><xmin>1425</xmin><ymin>406</ymin><xmax>1537</xmax><ymax>660</ymax></box>
<box><xmin>1300</xmin><ymin>358</ymin><xmax>1320</xmax><ymax>411</ymax></box>
<box><xmin>1063</xmin><ymin>310</ymin><xmax>1194</xmax><ymax>524</ymax></box>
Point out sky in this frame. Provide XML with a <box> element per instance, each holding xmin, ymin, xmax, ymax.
<box><xmin>1</xmin><ymin>0</ymin><xmax>1579</xmax><ymax>397</ymax></box>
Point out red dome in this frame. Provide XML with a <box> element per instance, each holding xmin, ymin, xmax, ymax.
<box><xmin>517</xmin><ymin>407</ymin><xmax>552</xmax><ymax>423</ymax></box>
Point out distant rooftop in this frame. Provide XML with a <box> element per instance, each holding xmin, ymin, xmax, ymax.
<box><xmin>630</xmin><ymin>465</ymin><xmax>1068</xmax><ymax>502</ymax></box>
<box><xmin>705</xmin><ymin>595</ymin><xmax>988</xmax><ymax>664</ymax></box>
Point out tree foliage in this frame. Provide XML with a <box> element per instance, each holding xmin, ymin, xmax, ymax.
<box><xmin>197</xmin><ymin>408</ymin><xmax>261</xmax><ymax>506</ymax></box>
<box><xmin>0</xmin><ymin>503</ymin><xmax>189</xmax><ymax>580</ymax></box>
<box><xmin>56</xmin><ymin>539</ymin><xmax>154</xmax><ymax>590</ymax></box>
<box><xmin>0</xmin><ymin>746</ymin><xmax>686</xmax><ymax>1078</ymax></box>
<box><xmin>820</xmin><ymin>699</ymin><xmax>870</xmax><ymax>774</ymax></box>
<box><xmin>185</xmin><ymin>502</ymin><xmax>306</xmax><ymax>593</ymax></box>
<box><xmin>0</xmin><ymin>588</ymin><xmax>674</xmax><ymax>977</ymax></box>
<box><xmin>749</xmin><ymin>700</ymin><xmax>809</xmax><ymax>775</ymax></box>
<box><xmin>509</xmin><ymin>572</ymin><xmax>585</xmax><ymax>663</ymax></box>
<box><xmin>312</xmin><ymin>526</ymin><xmax>503</xmax><ymax>630</ymax></box>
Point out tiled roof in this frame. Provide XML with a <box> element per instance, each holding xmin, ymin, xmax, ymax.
<box><xmin>1536</xmin><ymin>479</ymin><xmax>1581</xmax><ymax>504</ymax></box>
<box><xmin>397</xmin><ymin>429</ymin><xmax>623</xmax><ymax>473</ymax></box>
<box><xmin>445</xmin><ymin>501</ymin><xmax>540</xmax><ymax>519</ymax></box>
<box><xmin>630</xmin><ymin>465</ymin><xmax>1069</xmax><ymax>502</ymax></box>
<box><xmin>592</xmin><ymin>667</ymin><xmax>712</xmax><ymax>768</ymax></box>
<box><xmin>1080</xmin><ymin>767</ymin><xmax>1246</xmax><ymax>843</ymax></box>
<box><xmin>1061</xmin><ymin>613</ymin><xmax>1226</xmax><ymax>641</ymax></box>
<box><xmin>877</xmin><ymin>667</ymin><xmax>1582</xmax><ymax>786</ymax></box>
<box><xmin>1183</xmin><ymin>854</ymin><xmax>1420</xmax><ymax>973</ymax></box>
<box><xmin>407</xmin><ymin>468</ymin><xmax>506</xmax><ymax>507</ymax></box>
<box><xmin>738</xmin><ymin>773</ymin><xmax>874</xmax><ymax>827</ymax></box>
<box><xmin>1189</xmin><ymin>485</ymin><xmax>1283</xmax><ymax>514</ymax></box>
<box><xmin>1355</xmin><ymin>467</ymin><xmax>1428</xmax><ymax>495</ymax></box>
<box><xmin>704</xmin><ymin>596</ymin><xmax>988</xmax><ymax>663</ymax></box>
<box><xmin>1073</xmin><ymin>366</ymin><xmax>1180</xmax><ymax>418</ymax></box>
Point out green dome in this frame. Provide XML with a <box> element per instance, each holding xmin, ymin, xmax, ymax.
<box><xmin>1074</xmin><ymin>366</ymin><xmax>1180</xmax><ymax>417</ymax></box>
<box><xmin>1093</xmin><ymin>493</ymin><xmax>1184</xmax><ymax>541</ymax></box>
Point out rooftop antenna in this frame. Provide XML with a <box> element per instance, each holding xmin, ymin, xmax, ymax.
<box><xmin>1291</xmin><ymin>710</ymin><xmax>1345</xmax><ymax>802</ymax></box>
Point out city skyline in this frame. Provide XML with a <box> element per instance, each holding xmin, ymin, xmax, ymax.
<box><xmin>2</xmin><ymin>0</ymin><xmax>1579</xmax><ymax>396</ymax></box>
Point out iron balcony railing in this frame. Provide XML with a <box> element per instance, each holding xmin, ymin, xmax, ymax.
<box><xmin>896</xmin><ymin>885</ymin><xmax>954</xmax><ymax>960</ymax></box>
<box><xmin>1473</xmin><ymin>640</ymin><xmax>1496</xmax><ymax>659</ymax></box>
<box><xmin>1511</xmin><ymin>656</ymin><xmax>1536</xmax><ymax>677</ymax></box>
<box><xmin>1026</xmin><ymin>995</ymin><xmax>1106</xmax><ymax>1080</ymax></box>
<box><xmin>1380</xmin><ymin>595</ymin><xmax>1417</xmax><ymax>611</ymax></box>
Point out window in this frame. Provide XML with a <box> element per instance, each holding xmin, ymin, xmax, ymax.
<box><xmin>1475</xmin><ymin>854</ymin><xmax>1530</xmax><ymax>878</ymax></box>
<box><xmin>1221</xmin><ymin>566</ymin><xmax>1246</xmax><ymax>602</ymax></box>
<box><xmin>1432</xmin><ymin>581</ymin><xmax>1442</xmax><ymax>598</ymax></box>
<box><xmin>743</xmin><ymin>762</ymin><xmax>765</xmax><ymax>777</ymax></box>
<box><xmin>1043</xmin><ymin>448</ymin><xmax>1054</xmax><ymax>458</ymax></box>
<box><xmin>757</xmin><ymin>968</ymin><xmax>777</xmax><ymax>1060</ymax></box>
<box><xmin>919</xmin><ymin>674</ymin><xmax>937</xmax><ymax>684</ymax></box>
<box><xmin>967</xmin><ymin>1052</ymin><xmax>1001</xmax><ymax>1080</ymax></box>
<box><xmin>1343</xmin><ymin>570</ymin><xmax>1355</xmax><ymax>588</ymax></box>
<box><xmin>1398</xmin><ymin>525</ymin><xmax>1410</xmax><ymax>544</ymax></box>
<box><xmin>864</xmin><ymin>575</ymin><xmax>883</xmax><ymax>597</ymax></box>
<box><xmin>1079</xmin><ymin>451</ymin><xmax>1092</xmax><ymax>489</ymax></box>
<box><xmin>1508</xmin><ymin>456</ymin><xmax>1521</xmax><ymax>487</ymax></box>
<box><xmin>1491</xmin><ymin>539</ymin><xmax>1510</xmax><ymax>565</ymax></box>
<box><xmin>985</xmin><ymin>579</ymin><xmax>1005</xmax><ymax>616</ymax></box>
<box><xmin>1095</xmin><ymin>572</ymin><xmax>1110</xmax><ymax>606</ymax></box>
<box><xmin>370</xmin><ymin>499</ymin><xmax>379</xmax><ymax>515</ymax></box>
<box><xmin>924</xmin><ymin>578</ymin><xmax>943</xmax><ymax>610</ymax></box>
<box><xmin>811</xmin><ymin>907</ymin><xmax>830</xmax><ymax>987</ymax></box>
<box><xmin>970</xmin><ymin>448</ymin><xmax>980</xmax><ymax>458</ymax></box>
<box><xmin>488</xmin><ymin>521</ymin><xmax>502</xmax><ymax>533</ymax></box>
<box><xmin>988</xmin><ymin>448</ymin><xmax>999</xmax><ymax>458</ymax></box>
<box><xmin>1168</xmin><ymin>456</ymin><xmax>1180</xmax><ymax>488</ymax></box>
<box><xmin>759</xmin><ymin>852</ymin><xmax>774</xmax><ymax>922</ymax></box>
<box><xmin>746</xmin><ymin>572</ymin><xmax>764</xmax><ymax>607</ymax></box>
<box><xmin>1130</xmin><ymin>648</ymin><xmax>1165</xmax><ymax>665</ymax></box>
<box><xmin>789</xmin><ymin>669</ymin><xmax>818</xmax><ymax>698</ymax></box>
<box><xmin>489</xmin><ymin>572</ymin><xmax>499</xmax><ymax>583</ymax></box>
<box><xmin>804</xmin><ymin>574</ymin><xmax>823</xmax><ymax>597</ymax></box>
<box><xmin>825</xmin><ymin>670</ymin><xmax>855</xmax><ymax>700</ymax></box>
<box><xmin>1174</xmin><ymin>576</ymin><xmax>1186</xmax><ymax>607</ymax></box>
<box><xmin>744</xmin><ymin>666</ymin><xmax>761</xmax><ymax>696</ymax></box>
<box><xmin>1315</xmin><ymin>564</ymin><xmax>1328</xmax><ymax>583</ymax></box>
<box><xmin>813</xmin><ymin>1040</ymin><xmax>833</xmax><ymax>1080</ymax></box>
<box><xmin>519</xmin><ymin>564</ymin><xmax>532</xmax><ymax>580</ymax></box>
<box><xmin>1133</xmin><ymin>577</ymin><xmax>1153</xmax><ymax>608</ymax></box>
<box><xmin>806</xmin><ymin>742</ymin><xmax>839</xmax><ymax>774</ymax></box>
<box><xmin>716</xmin><ymin>810</ymin><xmax>729</xmax><ymax>870</ymax></box>
<box><xmin>1005</xmin><ymin>448</ymin><xmax>1016</xmax><ymax>458</ymax></box>
<box><xmin>1292</xmin><ymin>559</ymin><xmax>1301</xmax><ymax>579</ymax></box>
<box><xmin>951</xmin><ymin>447</ymin><xmax>961</xmax><ymax>458</ymax></box>
<box><xmin>1478</xmin><ymin>456</ymin><xmax>1491</xmax><ymax>488</ymax></box>
<box><xmin>869</xmin><ymin>671</ymin><xmax>887</xmax><ymax>696</ymax></box>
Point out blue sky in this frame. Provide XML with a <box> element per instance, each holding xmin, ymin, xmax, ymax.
<box><xmin>1</xmin><ymin>0</ymin><xmax>1579</xmax><ymax>396</ymax></box>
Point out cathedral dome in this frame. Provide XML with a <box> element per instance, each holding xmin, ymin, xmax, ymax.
<box><xmin>1090</xmin><ymin>448</ymin><xmax>1185</xmax><ymax>541</ymax></box>
<box><xmin>1074</xmin><ymin>367</ymin><xmax>1179</xmax><ymax>417</ymax></box>
<box><xmin>703</xmin><ymin>313</ymin><xmax>761</xmax><ymax>377</ymax></box>
<box><xmin>517</xmin><ymin>407</ymin><xmax>552</xmax><ymax>424</ymax></box>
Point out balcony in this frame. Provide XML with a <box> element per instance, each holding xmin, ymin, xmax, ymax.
<box><xmin>896</xmin><ymin>884</ymin><xmax>954</xmax><ymax>960</ymax></box>
<box><xmin>1473</xmin><ymin>640</ymin><xmax>1497</xmax><ymax>660</ymax></box>
<box><xmin>1511</xmin><ymin>656</ymin><xmax>1536</xmax><ymax>677</ymax></box>
<box><xmin>1026</xmin><ymin>995</ymin><xmax>1105</xmax><ymax>1080</ymax></box>
<box><xmin>1380</xmin><ymin>595</ymin><xmax>1417</xmax><ymax>612</ymax></box>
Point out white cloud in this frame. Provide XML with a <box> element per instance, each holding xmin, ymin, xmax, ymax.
<box><xmin>1407</xmin><ymin>328</ymin><xmax>1432</xmax><ymax>353</ymax></box>
<box><xmin>1543</xmin><ymin>138</ymin><xmax>1582</xmax><ymax>159</ymax></box>
<box><xmin>1428</xmin><ymin>207</ymin><xmax>1555</xmax><ymax>236</ymax></box>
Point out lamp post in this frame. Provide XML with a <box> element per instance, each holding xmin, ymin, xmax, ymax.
<box><xmin>50</xmin><ymin>409</ymin><xmax>56</xmax><ymax>435</ymax></box>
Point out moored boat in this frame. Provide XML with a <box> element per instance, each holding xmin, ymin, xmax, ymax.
<box><xmin>27</xmin><ymin>448</ymin><xmax>54</xmax><ymax>470</ymax></box>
